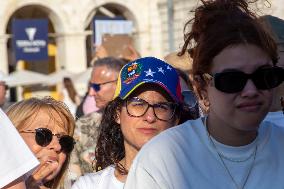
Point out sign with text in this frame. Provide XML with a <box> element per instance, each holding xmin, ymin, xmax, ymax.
<box><xmin>12</xmin><ymin>19</ymin><xmax>48</xmax><ymax>61</ymax></box>
<box><xmin>93</xmin><ymin>18</ymin><xmax>133</xmax><ymax>45</ymax></box>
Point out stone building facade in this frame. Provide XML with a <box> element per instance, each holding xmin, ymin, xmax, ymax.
<box><xmin>0</xmin><ymin>0</ymin><xmax>283</xmax><ymax>98</ymax></box>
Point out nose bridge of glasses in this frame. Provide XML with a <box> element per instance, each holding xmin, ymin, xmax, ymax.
<box><xmin>242</xmin><ymin>72</ymin><xmax>254</xmax><ymax>87</ymax></box>
<box><xmin>53</xmin><ymin>133</ymin><xmax>62</xmax><ymax>139</ymax></box>
<box><xmin>143</xmin><ymin>103</ymin><xmax>155</xmax><ymax>115</ymax></box>
<box><xmin>143</xmin><ymin>104</ymin><xmax>158</xmax><ymax>121</ymax></box>
<box><xmin>241</xmin><ymin>77</ymin><xmax>259</xmax><ymax>95</ymax></box>
<box><xmin>230</xmin><ymin>72</ymin><xmax>255</xmax><ymax>92</ymax></box>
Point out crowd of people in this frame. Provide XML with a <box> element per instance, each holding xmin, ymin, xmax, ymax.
<box><xmin>1</xmin><ymin>0</ymin><xmax>284</xmax><ymax>189</ymax></box>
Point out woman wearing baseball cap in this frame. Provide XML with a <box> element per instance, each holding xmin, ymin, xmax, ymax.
<box><xmin>72</xmin><ymin>57</ymin><xmax>186</xmax><ymax>189</ymax></box>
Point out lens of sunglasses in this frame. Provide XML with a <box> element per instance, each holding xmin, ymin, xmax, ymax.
<box><xmin>214</xmin><ymin>67</ymin><xmax>284</xmax><ymax>93</ymax></box>
<box><xmin>90</xmin><ymin>83</ymin><xmax>100</xmax><ymax>92</ymax></box>
<box><xmin>35</xmin><ymin>128</ymin><xmax>53</xmax><ymax>147</ymax></box>
<box><xmin>214</xmin><ymin>71</ymin><xmax>247</xmax><ymax>93</ymax></box>
<box><xmin>59</xmin><ymin>136</ymin><xmax>75</xmax><ymax>154</ymax></box>
<box><xmin>252</xmin><ymin>67</ymin><xmax>283</xmax><ymax>90</ymax></box>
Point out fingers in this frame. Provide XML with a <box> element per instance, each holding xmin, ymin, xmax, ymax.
<box><xmin>27</xmin><ymin>152</ymin><xmax>60</xmax><ymax>185</ymax></box>
<box><xmin>32</xmin><ymin>162</ymin><xmax>52</xmax><ymax>181</ymax></box>
<box><xmin>26</xmin><ymin>161</ymin><xmax>58</xmax><ymax>187</ymax></box>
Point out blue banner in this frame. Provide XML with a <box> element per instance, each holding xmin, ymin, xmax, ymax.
<box><xmin>12</xmin><ymin>19</ymin><xmax>48</xmax><ymax>61</ymax></box>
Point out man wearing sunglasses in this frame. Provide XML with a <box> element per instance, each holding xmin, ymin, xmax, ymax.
<box><xmin>69</xmin><ymin>57</ymin><xmax>126</xmax><ymax>182</ymax></box>
<box><xmin>260</xmin><ymin>15</ymin><xmax>284</xmax><ymax>127</ymax></box>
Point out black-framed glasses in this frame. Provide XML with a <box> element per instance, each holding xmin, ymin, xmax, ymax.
<box><xmin>20</xmin><ymin>128</ymin><xmax>75</xmax><ymax>154</ymax></box>
<box><xmin>125</xmin><ymin>97</ymin><xmax>178</xmax><ymax>121</ymax></box>
<box><xmin>182</xmin><ymin>90</ymin><xmax>198</xmax><ymax>109</ymax></box>
<box><xmin>90</xmin><ymin>79</ymin><xmax>117</xmax><ymax>92</ymax></box>
<box><xmin>204</xmin><ymin>66</ymin><xmax>284</xmax><ymax>93</ymax></box>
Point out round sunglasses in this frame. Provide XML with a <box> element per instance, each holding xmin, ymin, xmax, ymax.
<box><xmin>204</xmin><ymin>66</ymin><xmax>284</xmax><ymax>93</ymax></box>
<box><xmin>20</xmin><ymin>128</ymin><xmax>75</xmax><ymax>154</ymax></box>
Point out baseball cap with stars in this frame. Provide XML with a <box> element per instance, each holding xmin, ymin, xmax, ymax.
<box><xmin>114</xmin><ymin>56</ymin><xmax>182</xmax><ymax>103</ymax></box>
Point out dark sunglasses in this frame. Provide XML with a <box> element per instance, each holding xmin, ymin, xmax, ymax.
<box><xmin>90</xmin><ymin>79</ymin><xmax>117</xmax><ymax>92</ymax></box>
<box><xmin>204</xmin><ymin>66</ymin><xmax>284</xmax><ymax>93</ymax></box>
<box><xmin>20</xmin><ymin>128</ymin><xmax>75</xmax><ymax>154</ymax></box>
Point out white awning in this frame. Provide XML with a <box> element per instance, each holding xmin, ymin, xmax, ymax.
<box><xmin>45</xmin><ymin>69</ymin><xmax>75</xmax><ymax>85</ymax></box>
<box><xmin>5</xmin><ymin>70</ymin><xmax>48</xmax><ymax>87</ymax></box>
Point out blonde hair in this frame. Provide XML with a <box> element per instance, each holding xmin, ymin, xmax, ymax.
<box><xmin>6</xmin><ymin>96</ymin><xmax>75</xmax><ymax>189</ymax></box>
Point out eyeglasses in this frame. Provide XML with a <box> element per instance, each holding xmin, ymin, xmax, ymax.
<box><xmin>125</xmin><ymin>97</ymin><xmax>178</xmax><ymax>121</ymax></box>
<box><xmin>90</xmin><ymin>79</ymin><xmax>117</xmax><ymax>92</ymax></box>
<box><xmin>204</xmin><ymin>66</ymin><xmax>284</xmax><ymax>93</ymax></box>
<box><xmin>182</xmin><ymin>90</ymin><xmax>198</xmax><ymax>109</ymax></box>
<box><xmin>20</xmin><ymin>128</ymin><xmax>75</xmax><ymax>154</ymax></box>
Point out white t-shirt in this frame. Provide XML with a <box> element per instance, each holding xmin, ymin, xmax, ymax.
<box><xmin>124</xmin><ymin>118</ymin><xmax>284</xmax><ymax>189</ymax></box>
<box><xmin>0</xmin><ymin>109</ymin><xmax>39</xmax><ymax>188</ymax></box>
<box><xmin>264</xmin><ymin>111</ymin><xmax>284</xmax><ymax>127</ymax></box>
<box><xmin>72</xmin><ymin>165</ymin><xmax>124</xmax><ymax>189</ymax></box>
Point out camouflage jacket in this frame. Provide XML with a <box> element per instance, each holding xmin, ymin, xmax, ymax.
<box><xmin>68</xmin><ymin>111</ymin><xmax>102</xmax><ymax>182</ymax></box>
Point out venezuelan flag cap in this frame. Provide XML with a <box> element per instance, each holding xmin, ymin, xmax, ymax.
<box><xmin>114</xmin><ymin>57</ymin><xmax>182</xmax><ymax>103</ymax></box>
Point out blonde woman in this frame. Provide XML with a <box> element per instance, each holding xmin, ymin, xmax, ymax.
<box><xmin>6</xmin><ymin>97</ymin><xmax>75</xmax><ymax>189</ymax></box>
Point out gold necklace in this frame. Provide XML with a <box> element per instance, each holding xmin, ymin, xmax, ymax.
<box><xmin>204</xmin><ymin>117</ymin><xmax>257</xmax><ymax>189</ymax></box>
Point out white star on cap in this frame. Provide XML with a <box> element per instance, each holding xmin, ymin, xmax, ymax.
<box><xmin>158</xmin><ymin>67</ymin><xmax>165</xmax><ymax>74</ymax></box>
<box><xmin>145</xmin><ymin>69</ymin><xmax>156</xmax><ymax>77</ymax></box>
<box><xmin>166</xmin><ymin>65</ymin><xmax>172</xmax><ymax>70</ymax></box>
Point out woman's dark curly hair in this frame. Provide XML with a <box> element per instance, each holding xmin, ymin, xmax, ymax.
<box><xmin>179</xmin><ymin>0</ymin><xmax>277</xmax><ymax>101</ymax></box>
<box><xmin>95</xmin><ymin>97</ymin><xmax>125</xmax><ymax>173</ymax></box>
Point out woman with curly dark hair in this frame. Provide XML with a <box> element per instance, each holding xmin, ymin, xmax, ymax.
<box><xmin>124</xmin><ymin>0</ymin><xmax>284</xmax><ymax>189</ymax></box>
<box><xmin>72</xmin><ymin>57</ymin><xmax>183</xmax><ymax>189</ymax></box>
